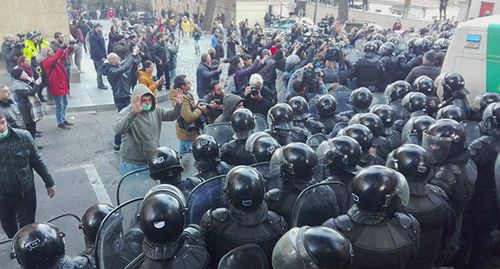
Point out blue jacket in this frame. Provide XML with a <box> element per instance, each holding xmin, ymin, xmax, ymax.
<box><xmin>89</xmin><ymin>31</ymin><xmax>106</xmax><ymax>61</ymax></box>
<box><xmin>196</xmin><ymin>62</ymin><xmax>221</xmax><ymax>99</ymax></box>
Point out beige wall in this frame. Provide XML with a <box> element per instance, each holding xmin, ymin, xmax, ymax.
<box><xmin>304</xmin><ymin>3</ymin><xmax>432</xmax><ymax>30</ymax></box>
<box><xmin>0</xmin><ymin>0</ymin><xmax>69</xmax><ymax>40</ymax></box>
<box><xmin>153</xmin><ymin>0</ymin><xmax>207</xmax><ymax>16</ymax></box>
<box><xmin>235</xmin><ymin>1</ymin><xmax>276</xmax><ymax>26</ymax></box>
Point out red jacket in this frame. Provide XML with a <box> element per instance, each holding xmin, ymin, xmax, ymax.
<box><xmin>42</xmin><ymin>48</ymin><xmax>72</xmax><ymax>96</ymax></box>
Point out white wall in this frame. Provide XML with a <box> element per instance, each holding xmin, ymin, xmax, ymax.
<box><xmin>469</xmin><ymin>0</ymin><xmax>500</xmax><ymax>19</ymax></box>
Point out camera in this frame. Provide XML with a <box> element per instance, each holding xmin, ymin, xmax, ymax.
<box><xmin>198</xmin><ymin>101</ymin><xmax>214</xmax><ymax>110</ymax></box>
<box><xmin>250</xmin><ymin>86</ymin><xmax>259</xmax><ymax>96</ymax></box>
<box><xmin>69</xmin><ymin>40</ymin><xmax>78</xmax><ymax>45</ymax></box>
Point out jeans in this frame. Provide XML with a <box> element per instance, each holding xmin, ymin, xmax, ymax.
<box><xmin>73</xmin><ymin>44</ymin><xmax>82</xmax><ymax>70</ymax></box>
<box><xmin>0</xmin><ymin>187</ymin><xmax>37</xmax><ymax>238</ymax></box>
<box><xmin>169</xmin><ymin>69</ymin><xmax>176</xmax><ymax>85</ymax></box>
<box><xmin>93</xmin><ymin>59</ymin><xmax>105</xmax><ymax>87</ymax></box>
<box><xmin>179</xmin><ymin>140</ymin><xmax>193</xmax><ymax>154</ymax></box>
<box><xmin>54</xmin><ymin>95</ymin><xmax>68</xmax><ymax>125</ymax></box>
<box><xmin>120</xmin><ymin>161</ymin><xmax>148</xmax><ymax>176</ymax></box>
<box><xmin>114</xmin><ymin>98</ymin><xmax>131</xmax><ymax>147</ymax></box>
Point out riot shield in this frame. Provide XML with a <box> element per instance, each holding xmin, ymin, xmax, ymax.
<box><xmin>460</xmin><ymin>120</ymin><xmax>481</xmax><ymax>145</ymax></box>
<box><xmin>203</xmin><ymin>123</ymin><xmax>235</xmax><ymax>146</ymax></box>
<box><xmin>180</xmin><ymin>151</ymin><xmax>198</xmax><ymax>179</ymax></box>
<box><xmin>96</xmin><ymin>198</ymin><xmax>144</xmax><ymax>269</ymax></box>
<box><xmin>46</xmin><ymin>214</ymin><xmax>85</xmax><ymax>257</ymax></box>
<box><xmin>217</xmin><ymin>243</ymin><xmax>270</xmax><ymax>269</ymax></box>
<box><xmin>371</xmin><ymin>92</ymin><xmax>387</xmax><ymax>107</ymax></box>
<box><xmin>250</xmin><ymin>162</ymin><xmax>281</xmax><ymax>190</ymax></box>
<box><xmin>0</xmin><ymin>239</ymin><xmax>16</xmax><ymax>269</ymax></box>
<box><xmin>345</xmin><ymin>47</ymin><xmax>363</xmax><ymax>65</ymax></box>
<box><xmin>291</xmin><ymin>182</ymin><xmax>349</xmax><ymax>227</ymax></box>
<box><xmin>117</xmin><ymin>167</ymin><xmax>157</xmax><ymax>205</ymax></box>
<box><xmin>254</xmin><ymin>113</ymin><xmax>268</xmax><ymax>132</ymax></box>
<box><xmin>495</xmin><ymin>153</ymin><xmax>500</xmax><ymax>209</ymax></box>
<box><xmin>186</xmin><ymin>175</ymin><xmax>227</xmax><ymax>225</ymax></box>
<box><xmin>306</xmin><ymin>133</ymin><xmax>328</xmax><ymax>151</ymax></box>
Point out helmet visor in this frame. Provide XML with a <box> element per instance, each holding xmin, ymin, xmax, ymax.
<box><xmin>393</xmin><ymin>171</ymin><xmax>410</xmax><ymax>207</ymax></box>
<box><xmin>269</xmin><ymin>148</ymin><xmax>286</xmax><ymax>178</ymax></box>
<box><xmin>272</xmin><ymin>227</ymin><xmax>316</xmax><ymax>269</ymax></box>
<box><xmin>422</xmin><ymin>132</ymin><xmax>452</xmax><ymax>164</ymax></box>
<box><xmin>245</xmin><ymin>132</ymin><xmax>272</xmax><ymax>152</ymax></box>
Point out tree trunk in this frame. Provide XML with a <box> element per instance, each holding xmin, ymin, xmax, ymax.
<box><xmin>338</xmin><ymin>0</ymin><xmax>349</xmax><ymax>23</ymax></box>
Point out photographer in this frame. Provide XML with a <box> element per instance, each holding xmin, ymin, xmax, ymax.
<box><xmin>50</xmin><ymin>32</ymin><xmax>72</xmax><ymax>84</ymax></box>
<box><xmin>322</xmin><ymin>45</ymin><xmax>353</xmax><ymax>85</ymax></box>
<box><xmin>173</xmin><ymin>75</ymin><xmax>207</xmax><ymax>154</ymax></box>
<box><xmin>202</xmin><ymin>80</ymin><xmax>224</xmax><ymax>124</ymax></box>
<box><xmin>285</xmin><ymin>63</ymin><xmax>327</xmax><ymax>101</ymax></box>
<box><xmin>242</xmin><ymin>73</ymin><xmax>275</xmax><ymax>116</ymax></box>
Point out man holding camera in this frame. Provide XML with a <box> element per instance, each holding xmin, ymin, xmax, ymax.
<box><xmin>173</xmin><ymin>75</ymin><xmax>207</xmax><ymax>154</ymax></box>
<box><xmin>202</xmin><ymin>80</ymin><xmax>224</xmax><ymax>124</ymax></box>
<box><xmin>50</xmin><ymin>32</ymin><xmax>72</xmax><ymax>84</ymax></box>
<box><xmin>242</xmin><ymin>73</ymin><xmax>275</xmax><ymax>116</ymax></box>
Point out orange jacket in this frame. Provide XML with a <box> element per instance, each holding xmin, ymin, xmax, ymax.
<box><xmin>137</xmin><ymin>70</ymin><xmax>159</xmax><ymax>96</ymax></box>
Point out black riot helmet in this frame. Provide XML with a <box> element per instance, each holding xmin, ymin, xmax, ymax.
<box><xmin>226</xmin><ymin>166</ymin><xmax>266</xmax><ymax>212</ymax></box>
<box><xmin>350</xmin><ymin>87</ymin><xmax>373</xmax><ymax>112</ymax></box>
<box><xmin>351</xmin><ymin>113</ymin><xmax>384</xmax><ymax>138</ymax></box>
<box><xmin>81</xmin><ymin>203</ymin><xmax>114</xmax><ymax>247</ymax></box>
<box><xmin>386</xmin><ymin>144</ymin><xmax>431</xmax><ymax>182</ymax></box>
<box><xmin>370</xmin><ymin>104</ymin><xmax>395</xmax><ymax>128</ymax></box>
<box><xmin>386</xmin><ymin>80</ymin><xmax>412</xmax><ymax>103</ymax></box>
<box><xmin>421</xmin><ymin>38</ymin><xmax>433</xmax><ymax>53</ymax></box>
<box><xmin>363</xmin><ymin>41</ymin><xmax>378</xmax><ymax>55</ymax></box>
<box><xmin>379</xmin><ymin>42</ymin><xmax>395</xmax><ymax>56</ymax></box>
<box><xmin>246</xmin><ymin>132</ymin><xmax>280</xmax><ymax>162</ymax></box>
<box><xmin>268</xmin><ymin>103</ymin><xmax>294</xmax><ymax>131</ymax></box>
<box><xmin>410</xmin><ymin>115</ymin><xmax>436</xmax><ymax>142</ymax></box>
<box><xmin>272</xmin><ymin>226</ymin><xmax>354</xmax><ymax>269</ymax></box>
<box><xmin>439</xmin><ymin>31</ymin><xmax>452</xmax><ymax>39</ymax></box>
<box><xmin>316</xmin><ymin>94</ymin><xmax>337</xmax><ymax>116</ymax></box>
<box><xmin>402</xmin><ymin>92</ymin><xmax>427</xmax><ymax>113</ymax></box>
<box><xmin>317</xmin><ymin>136</ymin><xmax>362</xmax><ymax>172</ymax></box>
<box><xmin>270</xmin><ymin>142</ymin><xmax>318</xmax><ymax>183</ymax></box>
<box><xmin>231</xmin><ymin>108</ymin><xmax>256</xmax><ymax>139</ymax></box>
<box><xmin>352</xmin><ymin>165</ymin><xmax>410</xmax><ymax>213</ymax></box>
<box><xmin>423</xmin><ymin>35</ymin><xmax>435</xmax><ymax>45</ymax></box>
<box><xmin>482</xmin><ymin>102</ymin><xmax>500</xmax><ymax>129</ymax></box>
<box><xmin>413</xmin><ymin>75</ymin><xmax>436</xmax><ymax>96</ymax></box>
<box><xmin>138</xmin><ymin>184</ymin><xmax>186</xmax><ymax>244</ymax></box>
<box><xmin>422</xmin><ymin>119</ymin><xmax>467</xmax><ymax>164</ymax></box>
<box><xmin>372</xmin><ymin>40</ymin><xmax>384</xmax><ymax>51</ymax></box>
<box><xmin>433</xmin><ymin>38</ymin><xmax>450</xmax><ymax>51</ymax></box>
<box><xmin>372</xmin><ymin>33</ymin><xmax>386</xmax><ymax>42</ymax></box>
<box><xmin>288</xmin><ymin>96</ymin><xmax>311</xmax><ymax>121</ymax></box>
<box><xmin>436</xmin><ymin>105</ymin><xmax>466</xmax><ymax>122</ymax></box>
<box><xmin>192</xmin><ymin>134</ymin><xmax>220</xmax><ymax>171</ymax></box>
<box><xmin>407</xmin><ymin>38</ymin><xmax>417</xmax><ymax>53</ymax></box>
<box><xmin>13</xmin><ymin>223</ymin><xmax>66</xmax><ymax>269</ymax></box>
<box><xmin>388</xmin><ymin>36</ymin><xmax>400</xmax><ymax>46</ymax></box>
<box><xmin>148</xmin><ymin>147</ymin><xmax>183</xmax><ymax>181</ymax></box>
<box><xmin>340</xmin><ymin>124</ymin><xmax>374</xmax><ymax>153</ymax></box>
<box><xmin>476</xmin><ymin>92</ymin><xmax>500</xmax><ymax>112</ymax></box>
<box><xmin>442</xmin><ymin>73</ymin><xmax>467</xmax><ymax>99</ymax></box>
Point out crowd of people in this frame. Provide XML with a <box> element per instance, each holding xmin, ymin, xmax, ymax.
<box><xmin>0</xmin><ymin>7</ymin><xmax>500</xmax><ymax>269</ymax></box>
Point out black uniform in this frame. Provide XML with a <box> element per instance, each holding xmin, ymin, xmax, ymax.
<box><xmin>221</xmin><ymin>139</ymin><xmax>255</xmax><ymax>165</ymax></box>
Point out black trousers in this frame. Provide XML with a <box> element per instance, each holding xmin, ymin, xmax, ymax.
<box><xmin>155</xmin><ymin>63</ymin><xmax>171</xmax><ymax>90</ymax></box>
<box><xmin>0</xmin><ymin>186</ymin><xmax>37</xmax><ymax>238</ymax></box>
<box><xmin>25</xmin><ymin>122</ymin><xmax>36</xmax><ymax>139</ymax></box>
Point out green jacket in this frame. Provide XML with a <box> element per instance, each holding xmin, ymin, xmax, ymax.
<box><xmin>114</xmin><ymin>84</ymin><xmax>181</xmax><ymax>164</ymax></box>
<box><xmin>0</xmin><ymin>128</ymin><xmax>54</xmax><ymax>196</ymax></box>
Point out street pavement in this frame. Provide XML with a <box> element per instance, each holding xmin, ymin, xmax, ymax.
<box><xmin>0</xmin><ymin>20</ymin><xmax>212</xmax><ymax>266</ymax></box>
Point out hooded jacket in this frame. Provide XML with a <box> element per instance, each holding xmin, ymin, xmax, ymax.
<box><xmin>214</xmin><ymin>94</ymin><xmax>244</xmax><ymax>123</ymax></box>
<box><xmin>113</xmin><ymin>84</ymin><xmax>181</xmax><ymax>164</ymax></box>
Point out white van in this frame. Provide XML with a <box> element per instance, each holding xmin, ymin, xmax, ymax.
<box><xmin>441</xmin><ymin>15</ymin><xmax>500</xmax><ymax>102</ymax></box>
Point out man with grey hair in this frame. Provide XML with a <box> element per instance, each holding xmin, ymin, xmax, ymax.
<box><xmin>196</xmin><ymin>52</ymin><xmax>221</xmax><ymax>99</ymax></box>
<box><xmin>242</xmin><ymin>73</ymin><xmax>276</xmax><ymax>116</ymax></box>
<box><xmin>405</xmin><ymin>51</ymin><xmax>441</xmax><ymax>84</ymax></box>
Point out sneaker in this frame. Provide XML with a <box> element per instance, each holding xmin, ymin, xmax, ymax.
<box><xmin>64</xmin><ymin>120</ymin><xmax>74</xmax><ymax>126</ymax></box>
<box><xmin>98</xmin><ymin>85</ymin><xmax>108</xmax><ymax>90</ymax></box>
<box><xmin>57</xmin><ymin>124</ymin><xmax>71</xmax><ymax>130</ymax></box>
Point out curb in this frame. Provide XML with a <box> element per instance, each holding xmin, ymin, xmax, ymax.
<box><xmin>43</xmin><ymin>94</ymin><xmax>170</xmax><ymax>115</ymax></box>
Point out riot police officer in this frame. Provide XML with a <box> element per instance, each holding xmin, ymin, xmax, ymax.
<box><xmin>353</xmin><ymin>42</ymin><xmax>384</xmax><ymax>92</ymax></box>
<box><xmin>471</xmin><ymin>92</ymin><xmax>500</xmax><ymax>122</ymax></box>
<box><xmin>379</xmin><ymin>42</ymin><xmax>399</xmax><ymax>89</ymax></box>
<box><xmin>316</xmin><ymin>94</ymin><xmax>344</xmax><ymax>134</ymax></box>
<box><xmin>266</xmin><ymin>103</ymin><xmax>308</xmax><ymax>145</ymax></box>
<box><xmin>387</xmin><ymin>145</ymin><xmax>454</xmax><ymax>268</ymax></box>
<box><xmin>149</xmin><ymin>146</ymin><xmax>201</xmax><ymax>198</ymax></box>
<box><xmin>459</xmin><ymin>102</ymin><xmax>500</xmax><ymax>268</ymax></box>
<box><xmin>349</xmin><ymin>112</ymin><xmax>391</xmax><ymax>159</ymax></box>
<box><xmin>245</xmin><ymin>132</ymin><xmax>281</xmax><ymax>163</ymax></box>
<box><xmin>401</xmin><ymin>115</ymin><xmax>436</xmax><ymax>145</ymax></box>
<box><xmin>126</xmin><ymin>184</ymin><xmax>209</xmax><ymax>268</ymax></box>
<box><xmin>221</xmin><ymin>108</ymin><xmax>256</xmax><ymax>166</ymax></box>
<box><xmin>322</xmin><ymin>165</ymin><xmax>421</xmax><ymax>269</ymax></box>
<box><xmin>438</xmin><ymin>73</ymin><xmax>472</xmax><ymax>118</ymax></box>
<box><xmin>80</xmin><ymin>203</ymin><xmax>114</xmax><ymax>261</ymax></box>
<box><xmin>436</xmin><ymin>105</ymin><xmax>467</xmax><ymax>122</ymax></box>
<box><xmin>414</xmin><ymin>75</ymin><xmax>441</xmax><ymax>117</ymax></box>
<box><xmin>266</xmin><ymin>142</ymin><xmax>319</xmax><ymax>223</ymax></box>
<box><xmin>385</xmin><ymin>80</ymin><xmax>412</xmax><ymax>121</ymax></box>
<box><xmin>370</xmin><ymin>104</ymin><xmax>402</xmax><ymax>150</ymax></box>
<box><xmin>338</xmin><ymin>87</ymin><xmax>373</xmax><ymax>119</ymax></box>
<box><xmin>272</xmin><ymin>226</ymin><xmax>354</xmax><ymax>269</ymax></box>
<box><xmin>288</xmin><ymin>96</ymin><xmax>325</xmax><ymax>134</ymax></box>
<box><xmin>339</xmin><ymin>124</ymin><xmax>384</xmax><ymax>167</ymax></box>
<box><xmin>191</xmin><ymin>134</ymin><xmax>231</xmax><ymax>181</ymax></box>
<box><xmin>13</xmin><ymin>223</ymin><xmax>94</xmax><ymax>269</ymax></box>
<box><xmin>422</xmin><ymin>119</ymin><xmax>477</xmax><ymax>264</ymax></box>
<box><xmin>201</xmin><ymin>166</ymin><xmax>288</xmax><ymax>268</ymax></box>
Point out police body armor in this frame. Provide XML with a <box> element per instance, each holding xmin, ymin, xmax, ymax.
<box><xmin>319</xmin><ymin>115</ymin><xmax>341</xmax><ymax>135</ymax></box>
<box><xmin>293</xmin><ymin>118</ymin><xmax>326</xmax><ymax>135</ymax></box>
<box><xmin>379</xmin><ymin>55</ymin><xmax>399</xmax><ymax>90</ymax></box>
<box><xmin>201</xmin><ymin>205</ymin><xmax>288</xmax><ymax>268</ymax></box>
<box><xmin>266</xmin><ymin>182</ymin><xmax>307</xmax><ymax>224</ymax></box>
<box><xmin>331</xmin><ymin>87</ymin><xmax>353</xmax><ymax>114</ymax></box>
<box><xmin>354</xmin><ymin>56</ymin><xmax>383</xmax><ymax>92</ymax></box>
<box><xmin>221</xmin><ymin>139</ymin><xmax>255</xmax><ymax>166</ymax></box>
<box><xmin>169</xmin><ymin>177</ymin><xmax>202</xmax><ymax>200</ymax></box>
<box><xmin>125</xmin><ymin>227</ymin><xmax>209</xmax><ymax>269</ymax></box>
<box><xmin>440</xmin><ymin>95</ymin><xmax>472</xmax><ymax>120</ymax></box>
<box><xmin>403</xmin><ymin>182</ymin><xmax>454</xmax><ymax>268</ymax></box>
<box><xmin>192</xmin><ymin>161</ymin><xmax>232</xmax><ymax>182</ymax></box>
<box><xmin>323</xmin><ymin>207</ymin><xmax>420</xmax><ymax>269</ymax></box>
